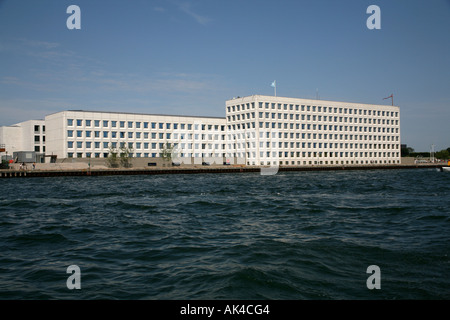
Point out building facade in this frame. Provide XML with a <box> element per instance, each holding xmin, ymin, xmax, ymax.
<box><xmin>1</xmin><ymin>95</ymin><xmax>401</xmax><ymax>166</ymax></box>
<box><xmin>45</xmin><ymin>110</ymin><xmax>230</xmax><ymax>164</ymax></box>
<box><xmin>226</xmin><ymin>95</ymin><xmax>400</xmax><ymax>166</ymax></box>
<box><xmin>0</xmin><ymin>120</ymin><xmax>46</xmax><ymax>158</ymax></box>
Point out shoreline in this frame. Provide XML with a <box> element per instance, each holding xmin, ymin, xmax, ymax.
<box><xmin>0</xmin><ymin>163</ymin><xmax>445</xmax><ymax>178</ymax></box>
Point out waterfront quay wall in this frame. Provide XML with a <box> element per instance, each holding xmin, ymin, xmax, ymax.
<box><xmin>0</xmin><ymin>163</ymin><xmax>445</xmax><ymax>179</ymax></box>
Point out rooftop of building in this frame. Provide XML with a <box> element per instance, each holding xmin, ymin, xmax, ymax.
<box><xmin>227</xmin><ymin>94</ymin><xmax>399</xmax><ymax>108</ymax></box>
<box><xmin>46</xmin><ymin>109</ymin><xmax>226</xmax><ymax>120</ymax></box>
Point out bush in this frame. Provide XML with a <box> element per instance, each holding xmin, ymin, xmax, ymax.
<box><xmin>0</xmin><ymin>160</ymin><xmax>9</xmax><ymax>169</ymax></box>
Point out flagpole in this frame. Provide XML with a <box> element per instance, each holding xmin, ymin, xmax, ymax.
<box><xmin>383</xmin><ymin>94</ymin><xmax>393</xmax><ymax>106</ymax></box>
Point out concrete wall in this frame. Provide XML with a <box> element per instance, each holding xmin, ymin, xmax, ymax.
<box><xmin>55</xmin><ymin>156</ymin><xmax>247</xmax><ymax>169</ymax></box>
<box><xmin>0</xmin><ymin>125</ymin><xmax>23</xmax><ymax>155</ymax></box>
<box><xmin>0</xmin><ymin>120</ymin><xmax>45</xmax><ymax>157</ymax></box>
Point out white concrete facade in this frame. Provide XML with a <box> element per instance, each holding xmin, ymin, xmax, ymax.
<box><xmin>226</xmin><ymin>95</ymin><xmax>401</xmax><ymax>166</ymax></box>
<box><xmin>1</xmin><ymin>95</ymin><xmax>401</xmax><ymax>166</ymax></box>
<box><xmin>45</xmin><ymin>110</ymin><xmax>229</xmax><ymax>164</ymax></box>
<box><xmin>0</xmin><ymin>120</ymin><xmax>46</xmax><ymax>157</ymax></box>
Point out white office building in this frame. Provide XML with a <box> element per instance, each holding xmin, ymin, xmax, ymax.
<box><xmin>1</xmin><ymin>95</ymin><xmax>401</xmax><ymax>166</ymax></box>
<box><xmin>44</xmin><ymin>110</ymin><xmax>230</xmax><ymax>164</ymax></box>
<box><xmin>0</xmin><ymin>119</ymin><xmax>46</xmax><ymax>156</ymax></box>
<box><xmin>226</xmin><ymin>95</ymin><xmax>401</xmax><ymax>166</ymax></box>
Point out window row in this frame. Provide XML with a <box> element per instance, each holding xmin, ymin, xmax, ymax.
<box><xmin>67</xmin><ymin>141</ymin><xmax>226</xmax><ymax>150</ymax></box>
<box><xmin>230</xmin><ymin>142</ymin><xmax>399</xmax><ymax>150</ymax></box>
<box><xmin>67</xmin><ymin>130</ymin><xmax>227</xmax><ymax>140</ymax></box>
<box><xmin>229</xmin><ymin>122</ymin><xmax>400</xmax><ymax>133</ymax></box>
<box><xmin>228</xmin><ymin>102</ymin><xmax>399</xmax><ymax>118</ymax></box>
<box><xmin>34</xmin><ymin>125</ymin><xmax>46</xmax><ymax>133</ymax></box>
<box><xmin>229</xmin><ymin>113</ymin><xmax>399</xmax><ymax>124</ymax></box>
<box><xmin>245</xmin><ymin>151</ymin><xmax>400</xmax><ymax>158</ymax></box>
<box><xmin>67</xmin><ymin>152</ymin><xmax>227</xmax><ymax>159</ymax></box>
<box><xmin>67</xmin><ymin>119</ymin><xmax>225</xmax><ymax>131</ymax></box>
<box><xmin>260</xmin><ymin>159</ymin><xmax>400</xmax><ymax>166</ymax></box>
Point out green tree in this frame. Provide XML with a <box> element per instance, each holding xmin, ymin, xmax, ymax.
<box><xmin>160</xmin><ymin>142</ymin><xmax>177</xmax><ymax>166</ymax></box>
<box><xmin>119</xmin><ymin>144</ymin><xmax>133</xmax><ymax>168</ymax></box>
<box><xmin>106</xmin><ymin>145</ymin><xmax>119</xmax><ymax>168</ymax></box>
<box><xmin>435</xmin><ymin>149</ymin><xmax>450</xmax><ymax>160</ymax></box>
<box><xmin>401</xmin><ymin>146</ymin><xmax>414</xmax><ymax>157</ymax></box>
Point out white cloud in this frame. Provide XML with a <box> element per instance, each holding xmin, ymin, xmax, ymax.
<box><xmin>177</xmin><ymin>2</ymin><xmax>211</xmax><ymax>26</ymax></box>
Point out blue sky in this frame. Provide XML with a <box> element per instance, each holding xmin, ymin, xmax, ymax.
<box><xmin>0</xmin><ymin>0</ymin><xmax>449</xmax><ymax>152</ymax></box>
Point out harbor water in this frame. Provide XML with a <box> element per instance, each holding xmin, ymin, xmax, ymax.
<box><xmin>0</xmin><ymin>168</ymin><xmax>449</xmax><ymax>299</ymax></box>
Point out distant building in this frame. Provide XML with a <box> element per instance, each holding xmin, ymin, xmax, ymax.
<box><xmin>0</xmin><ymin>120</ymin><xmax>46</xmax><ymax>161</ymax></box>
<box><xmin>1</xmin><ymin>95</ymin><xmax>401</xmax><ymax>166</ymax></box>
<box><xmin>44</xmin><ymin>110</ymin><xmax>231</xmax><ymax>164</ymax></box>
<box><xmin>226</xmin><ymin>95</ymin><xmax>401</xmax><ymax>166</ymax></box>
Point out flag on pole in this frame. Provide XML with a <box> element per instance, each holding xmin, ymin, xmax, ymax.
<box><xmin>271</xmin><ymin>80</ymin><xmax>276</xmax><ymax>96</ymax></box>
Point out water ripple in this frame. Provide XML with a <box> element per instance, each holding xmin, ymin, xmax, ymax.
<box><xmin>0</xmin><ymin>169</ymin><xmax>449</xmax><ymax>299</ymax></box>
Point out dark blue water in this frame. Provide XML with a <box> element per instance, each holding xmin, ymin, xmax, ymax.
<box><xmin>0</xmin><ymin>169</ymin><xmax>449</xmax><ymax>299</ymax></box>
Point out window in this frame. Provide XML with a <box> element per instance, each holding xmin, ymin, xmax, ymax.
<box><xmin>85</xmin><ymin>120</ymin><xmax>91</xmax><ymax>127</ymax></box>
<box><xmin>112</xmin><ymin>121</ymin><xmax>117</xmax><ymax>128</ymax></box>
<box><xmin>103</xmin><ymin>120</ymin><xmax>109</xmax><ymax>127</ymax></box>
<box><xmin>77</xmin><ymin>119</ymin><xmax>83</xmax><ymax>126</ymax></box>
<box><xmin>77</xmin><ymin>131</ymin><xmax>83</xmax><ymax>138</ymax></box>
<box><xmin>128</xmin><ymin>121</ymin><xmax>133</xmax><ymax>128</ymax></box>
<box><xmin>67</xmin><ymin>130</ymin><xmax>73</xmax><ymax>137</ymax></box>
<box><xmin>95</xmin><ymin>120</ymin><xmax>100</xmax><ymax>127</ymax></box>
<box><xmin>68</xmin><ymin>119</ymin><xmax>74</xmax><ymax>126</ymax></box>
<box><xmin>34</xmin><ymin>125</ymin><xmax>40</xmax><ymax>132</ymax></box>
<box><xmin>77</xmin><ymin>142</ymin><xmax>83</xmax><ymax>148</ymax></box>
